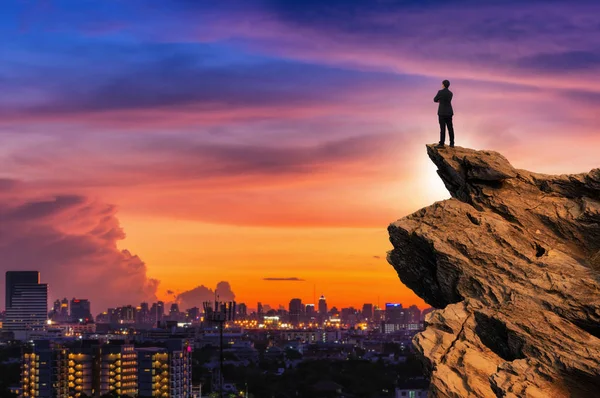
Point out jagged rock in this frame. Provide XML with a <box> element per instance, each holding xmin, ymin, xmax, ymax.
<box><xmin>387</xmin><ymin>145</ymin><xmax>600</xmax><ymax>398</ymax></box>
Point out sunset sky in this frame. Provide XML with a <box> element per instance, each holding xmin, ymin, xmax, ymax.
<box><xmin>1</xmin><ymin>0</ymin><xmax>599</xmax><ymax>313</ymax></box>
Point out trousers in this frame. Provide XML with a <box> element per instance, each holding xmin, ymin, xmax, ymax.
<box><xmin>439</xmin><ymin>115</ymin><xmax>454</xmax><ymax>145</ymax></box>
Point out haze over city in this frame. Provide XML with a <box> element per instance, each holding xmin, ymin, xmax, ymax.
<box><xmin>1</xmin><ymin>0</ymin><xmax>599</xmax><ymax>312</ymax></box>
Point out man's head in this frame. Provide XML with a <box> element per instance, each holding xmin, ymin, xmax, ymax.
<box><xmin>442</xmin><ymin>80</ymin><xmax>450</xmax><ymax>88</ymax></box>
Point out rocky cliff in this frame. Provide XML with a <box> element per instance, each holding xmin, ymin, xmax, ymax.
<box><xmin>387</xmin><ymin>145</ymin><xmax>600</xmax><ymax>398</ymax></box>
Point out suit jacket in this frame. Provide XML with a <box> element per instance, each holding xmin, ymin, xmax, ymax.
<box><xmin>434</xmin><ymin>88</ymin><xmax>454</xmax><ymax>116</ymax></box>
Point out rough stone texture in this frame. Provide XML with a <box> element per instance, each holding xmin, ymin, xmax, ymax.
<box><xmin>387</xmin><ymin>145</ymin><xmax>600</xmax><ymax>398</ymax></box>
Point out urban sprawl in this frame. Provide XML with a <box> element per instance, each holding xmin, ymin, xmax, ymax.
<box><xmin>1</xmin><ymin>271</ymin><xmax>431</xmax><ymax>398</ymax></box>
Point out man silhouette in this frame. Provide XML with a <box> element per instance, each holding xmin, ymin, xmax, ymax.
<box><xmin>434</xmin><ymin>80</ymin><xmax>454</xmax><ymax>148</ymax></box>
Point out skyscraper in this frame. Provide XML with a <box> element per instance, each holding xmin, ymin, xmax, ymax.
<box><xmin>288</xmin><ymin>298</ymin><xmax>303</xmax><ymax>326</ymax></box>
<box><xmin>70</xmin><ymin>298</ymin><xmax>92</xmax><ymax>323</ymax></box>
<box><xmin>374</xmin><ymin>306</ymin><xmax>383</xmax><ymax>322</ymax></box>
<box><xmin>237</xmin><ymin>302</ymin><xmax>247</xmax><ymax>318</ymax></box>
<box><xmin>385</xmin><ymin>303</ymin><xmax>405</xmax><ymax>324</ymax></box>
<box><xmin>318</xmin><ymin>295</ymin><xmax>327</xmax><ymax>315</ymax></box>
<box><xmin>4</xmin><ymin>271</ymin><xmax>48</xmax><ymax>336</ymax></box>
<box><xmin>169</xmin><ymin>303</ymin><xmax>182</xmax><ymax>321</ymax></box>
<box><xmin>60</xmin><ymin>298</ymin><xmax>69</xmax><ymax>319</ymax></box>
<box><xmin>257</xmin><ymin>302</ymin><xmax>264</xmax><ymax>321</ymax></box>
<box><xmin>406</xmin><ymin>305</ymin><xmax>422</xmax><ymax>330</ymax></box>
<box><xmin>5</xmin><ymin>271</ymin><xmax>38</xmax><ymax>309</ymax></box>
<box><xmin>52</xmin><ymin>300</ymin><xmax>61</xmax><ymax>314</ymax></box>
<box><xmin>149</xmin><ymin>302</ymin><xmax>164</xmax><ymax>325</ymax></box>
<box><xmin>362</xmin><ymin>303</ymin><xmax>373</xmax><ymax>321</ymax></box>
<box><xmin>139</xmin><ymin>302</ymin><xmax>150</xmax><ymax>324</ymax></box>
<box><xmin>185</xmin><ymin>307</ymin><xmax>200</xmax><ymax>322</ymax></box>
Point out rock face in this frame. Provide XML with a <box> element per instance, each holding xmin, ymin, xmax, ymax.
<box><xmin>387</xmin><ymin>145</ymin><xmax>600</xmax><ymax>398</ymax></box>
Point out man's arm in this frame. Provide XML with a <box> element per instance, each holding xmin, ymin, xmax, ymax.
<box><xmin>434</xmin><ymin>90</ymin><xmax>442</xmax><ymax>103</ymax></box>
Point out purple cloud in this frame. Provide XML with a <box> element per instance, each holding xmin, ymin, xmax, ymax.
<box><xmin>0</xmin><ymin>182</ymin><xmax>158</xmax><ymax>312</ymax></box>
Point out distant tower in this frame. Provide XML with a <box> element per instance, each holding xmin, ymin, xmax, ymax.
<box><xmin>157</xmin><ymin>301</ymin><xmax>165</xmax><ymax>321</ymax></box>
<box><xmin>60</xmin><ymin>298</ymin><xmax>69</xmax><ymax>319</ymax></box>
<box><xmin>4</xmin><ymin>271</ymin><xmax>48</xmax><ymax>336</ymax></box>
<box><xmin>288</xmin><ymin>298</ymin><xmax>303</xmax><ymax>326</ymax></box>
<box><xmin>139</xmin><ymin>302</ymin><xmax>150</xmax><ymax>323</ymax></box>
<box><xmin>362</xmin><ymin>303</ymin><xmax>373</xmax><ymax>321</ymax></box>
<box><xmin>257</xmin><ymin>302</ymin><xmax>264</xmax><ymax>322</ymax></box>
<box><xmin>406</xmin><ymin>305</ymin><xmax>422</xmax><ymax>330</ymax></box>
<box><xmin>70</xmin><ymin>298</ymin><xmax>92</xmax><ymax>323</ymax></box>
<box><xmin>373</xmin><ymin>306</ymin><xmax>383</xmax><ymax>322</ymax></box>
<box><xmin>318</xmin><ymin>295</ymin><xmax>328</xmax><ymax>315</ymax></box>
<box><xmin>385</xmin><ymin>303</ymin><xmax>405</xmax><ymax>325</ymax></box>
<box><xmin>237</xmin><ymin>303</ymin><xmax>247</xmax><ymax>318</ymax></box>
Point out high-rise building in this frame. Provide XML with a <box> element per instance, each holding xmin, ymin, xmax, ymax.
<box><xmin>70</xmin><ymin>299</ymin><xmax>92</xmax><ymax>323</ymax></box>
<box><xmin>138</xmin><ymin>302</ymin><xmax>150</xmax><ymax>324</ymax></box>
<box><xmin>341</xmin><ymin>307</ymin><xmax>358</xmax><ymax>324</ymax></box>
<box><xmin>186</xmin><ymin>307</ymin><xmax>200</xmax><ymax>322</ymax></box>
<box><xmin>4</xmin><ymin>271</ymin><xmax>48</xmax><ymax>336</ymax></box>
<box><xmin>157</xmin><ymin>301</ymin><xmax>165</xmax><ymax>319</ymax></box>
<box><xmin>382</xmin><ymin>303</ymin><xmax>408</xmax><ymax>334</ymax></box>
<box><xmin>66</xmin><ymin>342</ymin><xmax>95</xmax><ymax>395</ymax></box>
<box><xmin>385</xmin><ymin>303</ymin><xmax>405</xmax><ymax>324</ymax></box>
<box><xmin>288</xmin><ymin>298</ymin><xmax>303</xmax><ymax>326</ymax></box>
<box><xmin>257</xmin><ymin>302</ymin><xmax>264</xmax><ymax>321</ymax></box>
<box><xmin>33</xmin><ymin>340</ymin><xmax>138</xmax><ymax>397</ymax></box>
<box><xmin>50</xmin><ymin>300</ymin><xmax>60</xmax><ymax>322</ymax></box>
<box><xmin>5</xmin><ymin>271</ymin><xmax>38</xmax><ymax>309</ymax></box>
<box><xmin>99</xmin><ymin>342</ymin><xmax>137</xmax><ymax>396</ymax></box>
<box><xmin>318</xmin><ymin>295</ymin><xmax>327</xmax><ymax>316</ymax></box>
<box><xmin>149</xmin><ymin>301</ymin><xmax>164</xmax><ymax>325</ymax></box>
<box><xmin>374</xmin><ymin>306</ymin><xmax>383</xmax><ymax>322</ymax></box>
<box><xmin>51</xmin><ymin>298</ymin><xmax>70</xmax><ymax>322</ymax></box>
<box><xmin>137</xmin><ymin>339</ymin><xmax>192</xmax><ymax>397</ymax></box>
<box><xmin>116</xmin><ymin>305</ymin><xmax>137</xmax><ymax>324</ymax></box>
<box><xmin>405</xmin><ymin>305</ymin><xmax>422</xmax><ymax>330</ymax></box>
<box><xmin>362</xmin><ymin>303</ymin><xmax>373</xmax><ymax>321</ymax></box>
<box><xmin>22</xmin><ymin>340</ymin><xmax>69</xmax><ymax>398</ymax></box>
<box><xmin>22</xmin><ymin>340</ymin><xmax>143</xmax><ymax>397</ymax></box>
<box><xmin>237</xmin><ymin>303</ymin><xmax>247</xmax><ymax>318</ymax></box>
<box><xmin>60</xmin><ymin>298</ymin><xmax>69</xmax><ymax>319</ymax></box>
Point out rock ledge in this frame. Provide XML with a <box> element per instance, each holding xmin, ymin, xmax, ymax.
<box><xmin>387</xmin><ymin>145</ymin><xmax>600</xmax><ymax>397</ymax></box>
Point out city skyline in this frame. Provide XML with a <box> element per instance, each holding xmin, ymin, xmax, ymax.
<box><xmin>1</xmin><ymin>1</ymin><xmax>599</xmax><ymax>311</ymax></box>
<box><xmin>2</xmin><ymin>270</ymin><xmax>430</xmax><ymax>325</ymax></box>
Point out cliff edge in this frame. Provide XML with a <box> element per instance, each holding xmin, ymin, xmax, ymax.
<box><xmin>387</xmin><ymin>145</ymin><xmax>600</xmax><ymax>397</ymax></box>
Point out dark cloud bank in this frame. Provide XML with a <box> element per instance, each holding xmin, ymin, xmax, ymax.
<box><xmin>263</xmin><ymin>277</ymin><xmax>305</xmax><ymax>281</ymax></box>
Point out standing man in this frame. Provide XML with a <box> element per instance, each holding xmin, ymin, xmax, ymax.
<box><xmin>434</xmin><ymin>80</ymin><xmax>454</xmax><ymax>148</ymax></box>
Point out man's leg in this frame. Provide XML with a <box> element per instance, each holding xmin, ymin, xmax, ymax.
<box><xmin>438</xmin><ymin>116</ymin><xmax>446</xmax><ymax>145</ymax></box>
<box><xmin>447</xmin><ymin>116</ymin><xmax>455</xmax><ymax>146</ymax></box>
